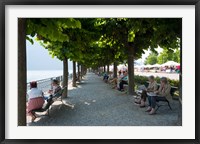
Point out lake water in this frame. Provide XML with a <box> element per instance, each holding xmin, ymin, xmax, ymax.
<box><xmin>27</xmin><ymin>70</ymin><xmax>73</xmax><ymax>83</ymax></box>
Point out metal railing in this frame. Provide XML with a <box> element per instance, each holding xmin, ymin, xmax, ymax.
<box><xmin>26</xmin><ymin>75</ymin><xmax>63</xmax><ymax>92</ymax></box>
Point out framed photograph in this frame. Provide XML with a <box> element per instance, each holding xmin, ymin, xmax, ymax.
<box><xmin>1</xmin><ymin>0</ymin><xmax>199</xmax><ymax>143</ymax></box>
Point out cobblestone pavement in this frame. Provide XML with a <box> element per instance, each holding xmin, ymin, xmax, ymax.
<box><xmin>28</xmin><ymin>73</ymin><xmax>181</xmax><ymax>126</ymax></box>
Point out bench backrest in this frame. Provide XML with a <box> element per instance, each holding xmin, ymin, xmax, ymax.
<box><xmin>52</xmin><ymin>86</ymin><xmax>67</xmax><ymax>98</ymax></box>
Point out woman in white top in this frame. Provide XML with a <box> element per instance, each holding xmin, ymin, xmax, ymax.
<box><xmin>27</xmin><ymin>81</ymin><xmax>45</xmax><ymax>122</ymax></box>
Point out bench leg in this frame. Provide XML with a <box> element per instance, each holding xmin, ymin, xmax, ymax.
<box><xmin>155</xmin><ymin>104</ymin><xmax>160</xmax><ymax>112</ymax></box>
<box><xmin>166</xmin><ymin>100</ymin><xmax>172</xmax><ymax>110</ymax></box>
<box><xmin>155</xmin><ymin>100</ymin><xmax>172</xmax><ymax>112</ymax></box>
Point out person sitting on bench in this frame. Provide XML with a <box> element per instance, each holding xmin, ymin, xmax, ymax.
<box><xmin>118</xmin><ymin>71</ymin><xmax>128</xmax><ymax>91</ymax></box>
<box><xmin>135</xmin><ymin>75</ymin><xmax>158</xmax><ymax>108</ymax></box>
<box><xmin>27</xmin><ymin>81</ymin><xmax>45</xmax><ymax>122</ymax></box>
<box><xmin>109</xmin><ymin>71</ymin><xmax>123</xmax><ymax>89</ymax></box>
<box><xmin>103</xmin><ymin>73</ymin><xmax>109</xmax><ymax>83</ymax></box>
<box><xmin>44</xmin><ymin>79</ymin><xmax>61</xmax><ymax>102</ymax></box>
<box><xmin>146</xmin><ymin>77</ymin><xmax>171</xmax><ymax>115</ymax></box>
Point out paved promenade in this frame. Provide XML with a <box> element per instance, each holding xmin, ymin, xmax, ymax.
<box><xmin>29</xmin><ymin>73</ymin><xmax>181</xmax><ymax>126</ymax></box>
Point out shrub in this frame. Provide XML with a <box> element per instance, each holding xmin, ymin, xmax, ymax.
<box><xmin>134</xmin><ymin>75</ymin><xmax>148</xmax><ymax>85</ymax></box>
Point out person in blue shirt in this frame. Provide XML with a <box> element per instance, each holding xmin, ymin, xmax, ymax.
<box><xmin>103</xmin><ymin>72</ymin><xmax>109</xmax><ymax>82</ymax></box>
<box><xmin>118</xmin><ymin>71</ymin><xmax>128</xmax><ymax>91</ymax></box>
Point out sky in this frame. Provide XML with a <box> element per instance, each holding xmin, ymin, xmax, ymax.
<box><xmin>26</xmin><ymin>40</ymin><xmax>72</xmax><ymax>70</ymax></box>
<box><xmin>26</xmin><ymin>39</ymin><xmax>163</xmax><ymax>70</ymax></box>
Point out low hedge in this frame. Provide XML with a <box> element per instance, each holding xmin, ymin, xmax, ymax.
<box><xmin>134</xmin><ymin>75</ymin><xmax>180</xmax><ymax>88</ymax></box>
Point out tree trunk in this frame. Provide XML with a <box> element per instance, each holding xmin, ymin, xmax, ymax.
<box><xmin>77</xmin><ymin>63</ymin><xmax>80</xmax><ymax>82</ymax></box>
<box><xmin>113</xmin><ymin>62</ymin><xmax>118</xmax><ymax>78</ymax></box>
<box><xmin>62</xmin><ymin>58</ymin><xmax>68</xmax><ymax>98</ymax></box>
<box><xmin>80</xmin><ymin>65</ymin><xmax>83</xmax><ymax>80</ymax></box>
<box><xmin>85</xmin><ymin>67</ymin><xmax>87</xmax><ymax>75</ymax></box>
<box><xmin>103</xmin><ymin>65</ymin><xmax>106</xmax><ymax>73</ymax></box>
<box><xmin>127</xmin><ymin>43</ymin><xmax>134</xmax><ymax>95</ymax></box>
<box><xmin>84</xmin><ymin>66</ymin><xmax>87</xmax><ymax>75</ymax></box>
<box><xmin>18</xmin><ymin>18</ymin><xmax>27</xmax><ymax>126</ymax></box>
<box><xmin>72</xmin><ymin>61</ymin><xmax>76</xmax><ymax>87</ymax></box>
<box><xmin>107</xmin><ymin>64</ymin><xmax>109</xmax><ymax>74</ymax></box>
<box><xmin>81</xmin><ymin>65</ymin><xmax>86</xmax><ymax>76</ymax></box>
<box><xmin>98</xmin><ymin>67</ymin><xmax>100</xmax><ymax>73</ymax></box>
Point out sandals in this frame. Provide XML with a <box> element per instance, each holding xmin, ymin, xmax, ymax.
<box><xmin>149</xmin><ymin>109</ymin><xmax>156</xmax><ymax>115</ymax></box>
<box><xmin>145</xmin><ymin>109</ymin><xmax>151</xmax><ymax>112</ymax></box>
<box><xmin>31</xmin><ymin>115</ymin><xmax>37</xmax><ymax>122</ymax></box>
<box><xmin>145</xmin><ymin>107</ymin><xmax>152</xmax><ymax>112</ymax></box>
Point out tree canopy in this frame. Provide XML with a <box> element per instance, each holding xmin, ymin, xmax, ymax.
<box><xmin>26</xmin><ymin>18</ymin><xmax>181</xmax><ymax>70</ymax></box>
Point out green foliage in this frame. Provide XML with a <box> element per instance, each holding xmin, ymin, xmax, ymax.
<box><xmin>144</xmin><ymin>52</ymin><xmax>158</xmax><ymax>65</ymax></box>
<box><xmin>26</xmin><ymin>18</ymin><xmax>81</xmax><ymax>44</ymax></box>
<box><xmin>168</xmin><ymin>79</ymin><xmax>180</xmax><ymax>88</ymax></box>
<box><xmin>26</xmin><ymin>18</ymin><xmax>181</xmax><ymax>70</ymax></box>
<box><xmin>134</xmin><ymin>75</ymin><xmax>149</xmax><ymax>85</ymax></box>
<box><xmin>157</xmin><ymin>49</ymin><xmax>180</xmax><ymax>64</ymax></box>
<box><xmin>26</xmin><ymin>36</ymin><xmax>34</xmax><ymax>44</ymax></box>
<box><xmin>149</xmin><ymin>18</ymin><xmax>181</xmax><ymax>51</ymax></box>
<box><xmin>144</xmin><ymin>48</ymin><xmax>180</xmax><ymax>65</ymax></box>
<box><xmin>157</xmin><ymin>49</ymin><xmax>169</xmax><ymax>64</ymax></box>
<box><xmin>128</xmin><ymin>31</ymin><xmax>135</xmax><ymax>42</ymax></box>
<box><xmin>172</xmin><ymin>49</ymin><xmax>180</xmax><ymax>63</ymax></box>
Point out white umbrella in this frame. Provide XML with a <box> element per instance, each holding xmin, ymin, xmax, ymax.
<box><xmin>161</xmin><ymin>61</ymin><xmax>179</xmax><ymax>66</ymax></box>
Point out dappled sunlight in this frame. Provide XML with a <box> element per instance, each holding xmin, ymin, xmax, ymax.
<box><xmin>84</xmin><ymin>102</ymin><xmax>91</xmax><ymax>105</ymax></box>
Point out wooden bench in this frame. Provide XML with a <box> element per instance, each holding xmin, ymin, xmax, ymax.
<box><xmin>31</xmin><ymin>86</ymin><xmax>67</xmax><ymax>118</ymax></box>
<box><xmin>155</xmin><ymin>85</ymin><xmax>172</xmax><ymax>112</ymax></box>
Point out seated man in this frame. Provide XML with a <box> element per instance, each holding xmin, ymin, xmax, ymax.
<box><xmin>118</xmin><ymin>71</ymin><xmax>128</xmax><ymax>91</ymax></box>
<box><xmin>135</xmin><ymin>75</ymin><xmax>158</xmax><ymax>108</ymax></box>
<box><xmin>146</xmin><ymin>77</ymin><xmax>171</xmax><ymax>115</ymax></box>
